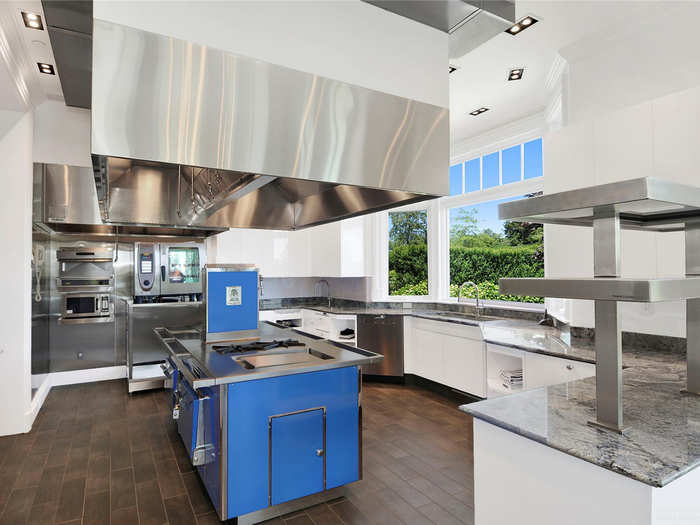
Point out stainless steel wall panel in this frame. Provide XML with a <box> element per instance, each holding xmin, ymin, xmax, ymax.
<box><xmin>44</xmin><ymin>164</ymin><xmax>103</xmax><ymax>225</ymax></box>
<box><xmin>49</xmin><ymin>239</ymin><xmax>118</xmax><ymax>371</ymax></box>
<box><xmin>128</xmin><ymin>302</ymin><xmax>203</xmax><ymax>370</ymax></box>
<box><xmin>91</xmin><ymin>20</ymin><xmax>448</xmax><ymax>208</ymax></box>
<box><xmin>31</xmin><ymin>229</ymin><xmax>51</xmax><ymax>376</ymax></box>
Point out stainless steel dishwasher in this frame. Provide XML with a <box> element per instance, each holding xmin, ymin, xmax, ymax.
<box><xmin>357</xmin><ymin>314</ymin><xmax>404</xmax><ymax>379</ymax></box>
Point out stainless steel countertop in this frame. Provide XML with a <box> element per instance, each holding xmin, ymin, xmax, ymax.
<box><xmin>157</xmin><ymin>321</ymin><xmax>382</xmax><ymax>388</ymax></box>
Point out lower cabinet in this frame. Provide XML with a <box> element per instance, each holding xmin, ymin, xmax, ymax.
<box><xmin>524</xmin><ymin>352</ymin><xmax>596</xmax><ymax>390</ymax></box>
<box><xmin>270</xmin><ymin>408</ymin><xmax>325</xmax><ymax>505</ymax></box>
<box><xmin>225</xmin><ymin>366</ymin><xmax>359</xmax><ymax>519</ymax></box>
<box><xmin>407</xmin><ymin>318</ymin><xmax>486</xmax><ymax>398</ymax></box>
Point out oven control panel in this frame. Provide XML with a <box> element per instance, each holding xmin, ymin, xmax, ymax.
<box><xmin>135</xmin><ymin>242</ymin><xmax>159</xmax><ymax>296</ymax></box>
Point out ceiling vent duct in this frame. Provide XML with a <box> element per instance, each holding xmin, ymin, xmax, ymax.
<box><xmin>41</xmin><ymin>0</ymin><xmax>92</xmax><ymax>108</ymax></box>
<box><xmin>363</xmin><ymin>1</ymin><xmax>516</xmax><ymax>60</ymax></box>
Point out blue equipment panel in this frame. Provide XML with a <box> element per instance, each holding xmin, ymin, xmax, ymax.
<box><xmin>206</xmin><ymin>270</ymin><xmax>258</xmax><ymax>333</ymax></box>
<box><xmin>271</xmin><ymin>409</ymin><xmax>324</xmax><ymax>505</ymax></box>
<box><xmin>226</xmin><ymin>366</ymin><xmax>359</xmax><ymax>518</ymax></box>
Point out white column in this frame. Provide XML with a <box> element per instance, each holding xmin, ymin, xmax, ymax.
<box><xmin>0</xmin><ymin>110</ymin><xmax>34</xmax><ymax>436</ymax></box>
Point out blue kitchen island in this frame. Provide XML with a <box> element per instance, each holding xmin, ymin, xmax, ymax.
<box><xmin>155</xmin><ymin>320</ymin><xmax>381</xmax><ymax>523</ymax></box>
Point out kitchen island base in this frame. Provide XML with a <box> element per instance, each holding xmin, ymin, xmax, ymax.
<box><xmin>235</xmin><ymin>487</ymin><xmax>345</xmax><ymax>525</ymax></box>
<box><xmin>473</xmin><ymin>419</ymin><xmax>700</xmax><ymax>525</ymax></box>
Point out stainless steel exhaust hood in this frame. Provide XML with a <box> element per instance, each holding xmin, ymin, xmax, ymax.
<box><xmin>91</xmin><ymin>20</ymin><xmax>448</xmax><ymax>231</ymax></box>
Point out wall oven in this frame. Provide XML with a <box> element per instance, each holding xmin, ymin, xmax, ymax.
<box><xmin>56</xmin><ymin>247</ymin><xmax>114</xmax><ymax>290</ymax></box>
<box><xmin>60</xmin><ymin>292</ymin><xmax>113</xmax><ymax>324</ymax></box>
<box><xmin>134</xmin><ymin>241</ymin><xmax>205</xmax><ymax>300</ymax></box>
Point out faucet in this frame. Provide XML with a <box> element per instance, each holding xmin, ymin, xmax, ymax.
<box><xmin>314</xmin><ymin>279</ymin><xmax>331</xmax><ymax>308</ymax></box>
<box><xmin>458</xmin><ymin>281</ymin><xmax>480</xmax><ymax>319</ymax></box>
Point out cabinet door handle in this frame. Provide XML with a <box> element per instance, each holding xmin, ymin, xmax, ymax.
<box><xmin>316</xmin><ymin>449</ymin><xmax>324</xmax><ymax>457</ymax></box>
<box><xmin>566</xmin><ymin>364</ymin><xmax>573</xmax><ymax>370</ymax></box>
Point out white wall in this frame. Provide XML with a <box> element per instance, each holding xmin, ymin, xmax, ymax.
<box><xmin>543</xmin><ymin>4</ymin><xmax>700</xmax><ymax>336</ymax></box>
<box><xmin>0</xmin><ymin>110</ymin><xmax>34</xmax><ymax>435</ymax></box>
<box><xmin>33</xmin><ymin>100</ymin><xmax>91</xmax><ymax>167</ymax></box>
<box><xmin>93</xmin><ymin>0</ymin><xmax>448</xmax><ymax>108</ymax></box>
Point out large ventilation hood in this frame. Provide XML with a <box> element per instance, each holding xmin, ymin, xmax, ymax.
<box><xmin>34</xmin><ymin>163</ymin><xmax>225</xmax><ymax>238</ymax></box>
<box><xmin>91</xmin><ymin>20</ymin><xmax>448</xmax><ymax>231</ymax></box>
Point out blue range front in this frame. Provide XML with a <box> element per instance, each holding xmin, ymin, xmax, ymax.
<box><xmin>170</xmin><ymin>362</ymin><xmax>360</xmax><ymax>521</ymax></box>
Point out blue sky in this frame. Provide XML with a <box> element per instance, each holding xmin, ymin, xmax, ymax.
<box><xmin>449</xmin><ymin>195</ymin><xmax>525</xmax><ymax>235</ymax></box>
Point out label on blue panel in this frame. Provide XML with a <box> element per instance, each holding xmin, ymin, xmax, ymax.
<box><xmin>226</xmin><ymin>286</ymin><xmax>242</xmax><ymax>306</ymax></box>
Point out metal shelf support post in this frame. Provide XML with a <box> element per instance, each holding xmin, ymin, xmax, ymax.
<box><xmin>592</xmin><ymin>209</ymin><xmax>625</xmax><ymax>432</ymax></box>
<box><xmin>686</xmin><ymin>221</ymin><xmax>700</xmax><ymax>395</ymax></box>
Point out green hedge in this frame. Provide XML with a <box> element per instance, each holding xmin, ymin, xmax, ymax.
<box><xmin>393</xmin><ymin>280</ymin><xmax>543</xmax><ymax>303</ymax></box>
<box><xmin>449</xmin><ymin>245</ymin><xmax>543</xmax><ymax>285</ymax></box>
<box><xmin>389</xmin><ymin>243</ymin><xmax>544</xmax><ymax>303</ymax></box>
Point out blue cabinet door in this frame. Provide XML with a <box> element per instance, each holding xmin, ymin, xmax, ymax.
<box><xmin>270</xmin><ymin>408</ymin><xmax>324</xmax><ymax>505</ymax></box>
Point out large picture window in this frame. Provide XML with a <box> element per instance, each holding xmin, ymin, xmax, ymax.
<box><xmin>388</xmin><ymin>210</ymin><xmax>428</xmax><ymax>296</ymax></box>
<box><xmin>449</xmin><ymin>195</ymin><xmax>543</xmax><ymax>303</ymax></box>
<box><xmin>379</xmin><ymin>134</ymin><xmax>544</xmax><ymax>304</ymax></box>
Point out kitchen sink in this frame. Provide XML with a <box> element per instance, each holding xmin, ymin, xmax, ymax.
<box><xmin>422</xmin><ymin>311</ymin><xmax>498</xmax><ymax>322</ymax></box>
<box><xmin>237</xmin><ymin>348</ymin><xmax>333</xmax><ymax>369</ymax></box>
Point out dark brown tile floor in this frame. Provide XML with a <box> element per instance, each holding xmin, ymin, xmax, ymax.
<box><xmin>0</xmin><ymin>379</ymin><xmax>474</xmax><ymax>525</ymax></box>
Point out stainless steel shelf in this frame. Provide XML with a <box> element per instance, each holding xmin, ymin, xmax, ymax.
<box><xmin>499</xmin><ymin>177</ymin><xmax>700</xmax><ymax>232</ymax></box>
<box><xmin>499</xmin><ymin>277</ymin><xmax>700</xmax><ymax>302</ymax></box>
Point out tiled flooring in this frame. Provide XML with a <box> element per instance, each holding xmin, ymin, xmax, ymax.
<box><xmin>0</xmin><ymin>379</ymin><xmax>474</xmax><ymax>525</ymax></box>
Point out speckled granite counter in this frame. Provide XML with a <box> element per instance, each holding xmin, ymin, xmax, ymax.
<box><xmin>461</xmin><ymin>335</ymin><xmax>699</xmax><ymax>487</ymax></box>
<box><xmin>264</xmin><ymin>299</ymin><xmax>700</xmax><ymax>487</ymax></box>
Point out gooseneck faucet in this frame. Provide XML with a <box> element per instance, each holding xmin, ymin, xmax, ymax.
<box><xmin>458</xmin><ymin>281</ymin><xmax>480</xmax><ymax>319</ymax></box>
<box><xmin>315</xmin><ymin>279</ymin><xmax>331</xmax><ymax>308</ymax></box>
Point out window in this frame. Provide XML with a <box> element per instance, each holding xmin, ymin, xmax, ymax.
<box><xmin>448</xmin><ymin>137</ymin><xmax>543</xmax><ymax>195</ymax></box>
<box><xmin>449</xmin><ymin>164</ymin><xmax>463</xmax><ymax>195</ymax></box>
<box><xmin>448</xmin><ymin>195</ymin><xmax>543</xmax><ymax>303</ymax></box>
<box><xmin>388</xmin><ymin>210</ymin><xmax>428</xmax><ymax>296</ymax></box>
<box><xmin>524</xmin><ymin>138</ymin><xmax>543</xmax><ymax>180</ymax></box>
<box><xmin>482</xmin><ymin>152</ymin><xmax>500</xmax><ymax>189</ymax></box>
<box><xmin>167</xmin><ymin>247</ymin><xmax>200</xmax><ymax>283</ymax></box>
<box><xmin>443</xmin><ymin>136</ymin><xmax>545</xmax><ymax>304</ymax></box>
<box><xmin>466</xmin><ymin>158</ymin><xmax>480</xmax><ymax>192</ymax></box>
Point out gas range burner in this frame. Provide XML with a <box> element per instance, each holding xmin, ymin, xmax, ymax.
<box><xmin>212</xmin><ymin>339</ymin><xmax>305</xmax><ymax>355</ymax></box>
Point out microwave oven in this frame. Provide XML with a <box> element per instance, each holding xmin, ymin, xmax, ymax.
<box><xmin>60</xmin><ymin>293</ymin><xmax>113</xmax><ymax>323</ymax></box>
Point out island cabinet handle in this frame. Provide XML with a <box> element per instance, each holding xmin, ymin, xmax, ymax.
<box><xmin>316</xmin><ymin>449</ymin><xmax>324</xmax><ymax>457</ymax></box>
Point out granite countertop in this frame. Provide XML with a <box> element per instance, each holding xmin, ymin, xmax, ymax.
<box><xmin>265</xmin><ymin>301</ymin><xmax>700</xmax><ymax>486</ymax></box>
<box><xmin>462</xmin><ymin>341</ymin><xmax>699</xmax><ymax>487</ymax></box>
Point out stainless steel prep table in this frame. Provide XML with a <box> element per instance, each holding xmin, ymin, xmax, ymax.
<box><xmin>155</xmin><ymin>321</ymin><xmax>382</xmax><ymax>389</ymax></box>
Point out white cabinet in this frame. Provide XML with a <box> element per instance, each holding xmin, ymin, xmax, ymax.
<box><xmin>300</xmin><ymin>309</ymin><xmax>356</xmax><ymax>344</ymax></box>
<box><xmin>408</xmin><ymin>318</ymin><xmax>486</xmax><ymax>398</ymax></box>
<box><xmin>259</xmin><ymin>309</ymin><xmax>302</xmax><ymax>327</ymax></box>
<box><xmin>308</xmin><ymin>217</ymin><xmax>366</xmax><ymax>277</ymax></box>
<box><xmin>524</xmin><ymin>352</ymin><xmax>595</xmax><ymax>390</ymax></box>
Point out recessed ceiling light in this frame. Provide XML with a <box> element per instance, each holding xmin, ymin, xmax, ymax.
<box><xmin>37</xmin><ymin>62</ymin><xmax>55</xmax><ymax>75</ymax></box>
<box><xmin>449</xmin><ymin>65</ymin><xmax>458</xmax><ymax>74</ymax></box>
<box><xmin>508</xmin><ymin>67</ymin><xmax>525</xmax><ymax>81</ymax></box>
<box><xmin>21</xmin><ymin>12</ymin><xmax>44</xmax><ymax>30</ymax></box>
<box><xmin>469</xmin><ymin>107</ymin><xmax>489</xmax><ymax>116</ymax></box>
<box><xmin>505</xmin><ymin>16</ymin><xmax>538</xmax><ymax>35</ymax></box>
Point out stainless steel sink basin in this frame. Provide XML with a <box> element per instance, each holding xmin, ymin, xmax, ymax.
<box><xmin>236</xmin><ymin>348</ymin><xmax>333</xmax><ymax>369</ymax></box>
<box><xmin>421</xmin><ymin>311</ymin><xmax>498</xmax><ymax>322</ymax></box>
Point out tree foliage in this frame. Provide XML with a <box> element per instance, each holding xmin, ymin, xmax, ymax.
<box><xmin>389</xmin><ymin>211</ymin><xmax>427</xmax><ymax>248</ymax></box>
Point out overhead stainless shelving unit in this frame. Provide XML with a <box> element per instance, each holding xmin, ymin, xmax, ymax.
<box><xmin>498</xmin><ymin>177</ymin><xmax>700</xmax><ymax>432</ymax></box>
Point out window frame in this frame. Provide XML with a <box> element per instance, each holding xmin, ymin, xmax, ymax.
<box><xmin>377</xmin><ymin>129</ymin><xmax>545</xmax><ymax>304</ymax></box>
<box><xmin>439</xmin><ymin>177</ymin><xmax>544</xmax><ymax>302</ymax></box>
<box><xmin>377</xmin><ymin>200</ymin><xmax>438</xmax><ymax>301</ymax></box>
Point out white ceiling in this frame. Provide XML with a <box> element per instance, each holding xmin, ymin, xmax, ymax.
<box><xmin>0</xmin><ymin>0</ymin><xmax>63</xmax><ymax>109</ymax></box>
<box><xmin>448</xmin><ymin>1</ymin><xmax>673</xmax><ymax>148</ymax></box>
